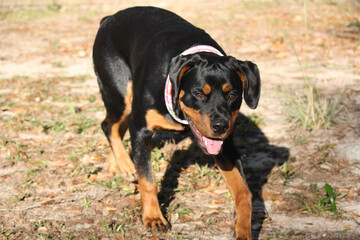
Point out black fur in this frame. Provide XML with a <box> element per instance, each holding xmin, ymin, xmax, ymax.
<box><xmin>93</xmin><ymin>6</ymin><xmax>261</xmax><ymax>236</ymax></box>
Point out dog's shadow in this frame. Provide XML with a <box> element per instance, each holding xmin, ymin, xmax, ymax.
<box><xmin>152</xmin><ymin>112</ymin><xmax>289</xmax><ymax>239</ymax></box>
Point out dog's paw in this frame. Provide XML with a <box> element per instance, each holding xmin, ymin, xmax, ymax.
<box><xmin>117</xmin><ymin>160</ymin><xmax>137</xmax><ymax>181</ymax></box>
<box><xmin>107</xmin><ymin>152</ymin><xmax>137</xmax><ymax>181</ymax></box>
<box><xmin>234</xmin><ymin>223</ymin><xmax>252</xmax><ymax>240</ymax></box>
<box><xmin>143</xmin><ymin>215</ymin><xmax>170</xmax><ymax>232</ymax></box>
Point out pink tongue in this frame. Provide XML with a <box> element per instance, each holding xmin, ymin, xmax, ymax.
<box><xmin>201</xmin><ymin>135</ymin><xmax>223</xmax><ymax>155</ymax></box>
<box><xmin>187</xmin><ymin>118</ymin><xmax>224</xmax><ymax>155</ymax></box>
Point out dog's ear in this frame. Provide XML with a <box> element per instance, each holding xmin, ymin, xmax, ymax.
<box><xmin>237</xmin><ymin>60</ymin><xmax>261</xmax><ymax>109</ymax></box>
<box><xmin>169</xmin><ymin>54</ymin><xmax>201</xmax><ymax>114</ymax></box>
<box><xmin>227</xmin><ymin>57</ymin><xmax>261</xmax><ymax>109</ymax></box>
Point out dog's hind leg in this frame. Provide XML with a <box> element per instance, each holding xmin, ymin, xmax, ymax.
<box><xmin>100</xmin><ymin>82</ymin><xmax>136</xmax><ymax>180</ymax></box>
<box><xmin>93</xmin><ymin>34</ymin><xmax>136</xmax><ymax>180</ymax></box>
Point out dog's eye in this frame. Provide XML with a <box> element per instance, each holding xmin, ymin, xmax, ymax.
<box><xmin>194</xmin><ymin>92</ymin><xmax>205</xmax><ymax>99</ymax></box>
<box><xmin>227</xmin><ymin>93</ymin><xmax>238</xmax><ymax>101</ymax></box>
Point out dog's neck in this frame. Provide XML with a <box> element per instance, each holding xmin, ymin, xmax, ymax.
<box><xmin>164</xmin><ymin>45</ymin><xmax>224</xmax><ymax>125</ymax></box>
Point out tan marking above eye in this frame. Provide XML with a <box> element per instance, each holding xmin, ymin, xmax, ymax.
<box><xmin>222</xmin><ymin>83</ymin><xmax>231</xmax><ymax>93</ymax></box>
<box><xmin>202</xmin><ymin>84</ymin><xmax>212</xmax><ymax>95</ymax></box>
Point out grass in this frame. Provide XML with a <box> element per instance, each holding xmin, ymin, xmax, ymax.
<box><xmin>284</xmin><ymin>0</ymin><xmax>340</xmax><ymax>131</ymax></box>
<box><xmin>293</xmin><ymin>183</ymin><xmax>347</xmax><ymax>216</ymax></box>
<box><xmin>284</xmin><ymin>74</ymin><xmax>339</xmax><ymax>131</ymax></box>
<box><xmin>315</xmin><ymin>141</ymin><xmax>335</xmax><ymax>164</ymax></box>
<box><xmin>294</xmin><ymin>136</ymin><xmax>308</xmax><ymax>146</ymax></box>
<box><xmin>168</xmin><ymin>202</ymin><xmax>194</xmax><ymax>221</ymax></box>
<box><xmin>101</xmin><ymin>217</ymin><xmax>133</xmax><ymax>239</ymax></box>
<box><xmin>186</xmin><ymin>163</ymin><xmax>222</xmax><ymax>190</ymax></box>
<box><xmin>151</xmin><ymin>147</ymin><xmax>167</xmax><ymax>172</ymax></box>
<box><xmin>266</xmin><ymin>230</ymin><xmax>306</xmax><ymax>240</ymax></box>
<box><xmin>87</xmin><ymin>174</ymin><xmax>137</xmax><ymax>196</ymax></box>
<box><xmin>321</xmin><ymin>183</ymin><xmax>338</xmax><ymax>212</ymax></box>
<box><xmin>81</xmin><ymin>197</ymin><xmax>92</xmax><ymax>208</ymax></box>
<box><xmin>279</xmin><ymin>162</ymin><xmax>296</xmax><ymax>185</ymax></box>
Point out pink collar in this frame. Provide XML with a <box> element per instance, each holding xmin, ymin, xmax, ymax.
<box><xmin>164</xmin><ymin>45</ymin><xmax>224</xmax><ymax>125</ymax></box>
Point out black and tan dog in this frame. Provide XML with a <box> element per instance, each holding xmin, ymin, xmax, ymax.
<box><xmin>93</xmin><ymin>6</ymin><xmax>260</xmax><ymax>240</ymax></box>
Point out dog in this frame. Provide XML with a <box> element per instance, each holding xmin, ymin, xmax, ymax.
<box><xmin>93</xmin><ymin>6</ymin><xmax>260</xmax><ymax>240</ymax></box>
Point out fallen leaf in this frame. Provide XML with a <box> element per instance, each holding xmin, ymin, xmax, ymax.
<box><xmin>211</xmin><ymin>198</ymin><xmax>225</xmax><ymax>204</ymax></box>
<box><xmin>104</xmin><ymin>205</ymin><xmax>117</xmax><ymax>211</ymax></box>
<box><xmin>88</xmin><ymin>175</ymin><xmax>97</xmax><ymax>182</ymax></box>
<box><xmin>276</xmin><ymin>52</ymin><xmax>286</xmax><ymax>58</ymax></box>
<box><xmin>94</xmin><ymin>156</ymin><xmax>104</xmax><ymax>161</ymax></box>
<box><xmin>65</xmin><ymin>209</ymin><xmax>81</xmax><ymax>214</ymax></box>
<box><xmin>41</xmin><ymin>200</ymin><xmax>56</xmax><ymax>206</ymax></box>
<box><xmin>38</xmin><ymin>227</ymin><xmax>48</xmax><ymax>233</ymax></box>
<box><xmin>343</xmin><ymin>225</ymin><xmax>351</xmax><ymax>229</ymax></box>
<box><xmin>85</xmin><ymin>219</ymin><xmax>94</xmax><ymax>224</ymax></box>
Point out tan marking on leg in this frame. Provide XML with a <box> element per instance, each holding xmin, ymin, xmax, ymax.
<box><xmin>138</xmin><ymin>175</ymin><xmax>169</xmax><ymax>231</ymax></box>
<box><xmin>215</xmin><ymin>157</ymin><xmax>252</xmax><ymax>240</ymax></box>
<box><xmin>107</xmin><ymin>150</ymin><xmax>118</xmax><ymax>174</ymax></box>
<box><xmin>146</xmin><ymin>109</ymin><xmax>185</xmax><ymax>131</ymax></box>
<box><xmin>108</xmin><ymin>120</ymin><xmax>135</xmax><ymax>178</ymax></box>
<box><xmin>106</xmin><ymin>82</ymin><xmax>136</xmax><ymax>179</ymax></box>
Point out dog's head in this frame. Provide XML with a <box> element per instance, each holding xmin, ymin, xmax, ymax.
<box><xmin>169</xmin><ymin>53</ymin><xmax>261</xmax><ymax>155</ymax></box>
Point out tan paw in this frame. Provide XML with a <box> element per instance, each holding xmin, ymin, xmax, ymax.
<box><xmin>143</xmin><ymin>215</ymin><xmax>170</xmax><ymax>232</ymax></box>
<box><xmin>235</xmin><ymin>220</ymin><xmax>252</xmax><ymax>240</ymax></box>
<box><xmin>118</xmin><ymin>157</ymin><xmax>137</xmax><ymax>181</ymax></box>
<box><xmin>107</xmin><ymin>152</ymin><xmax>120</xmax><ymax>175</ymax></box>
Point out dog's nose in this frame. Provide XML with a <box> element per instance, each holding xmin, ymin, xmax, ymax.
<box><xmin>211</xmin><ymin>119</ymin><xmax>229</xmax><ymax>134</ymax></box>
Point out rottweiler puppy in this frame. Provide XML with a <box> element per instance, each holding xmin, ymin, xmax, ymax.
<box><xmin>93</xmin><ymin>6</ymin><xmax>260</xmax><ymax>240</ymax></box>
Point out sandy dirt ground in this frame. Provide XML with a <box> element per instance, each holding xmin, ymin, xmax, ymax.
<box><xmin>1</xmin><ymin>0</ymin><xmax>360</xmax><ymax>239</ymax></box>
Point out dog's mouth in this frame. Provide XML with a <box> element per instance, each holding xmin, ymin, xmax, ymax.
<box><xmin>186</xmin><ymin>117</ymin><xmax>224</xmax><ymax>155</ymax></box>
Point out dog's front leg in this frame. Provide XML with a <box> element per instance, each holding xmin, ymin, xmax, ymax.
<box><xmin>129</xmin><ymin>122</ymin><xmax>169</xmax><ymax>232</ymax></box>
<box><xmin>215</xmin><ymin>139</ymin><xmax>252</xmax><ymax>240</ymax></box>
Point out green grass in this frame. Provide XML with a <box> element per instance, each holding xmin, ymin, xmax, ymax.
<box><xmin>41</xmin><ymin>119</ymin><xmax>66</xmax><ymax>133</ymax></box>
<box><xmin>74</xmin><ymin>165</ymin><xmax>101</xmax><ymax>178</ymax></box>
<box><xmin>87</xmin><ymin>174</ymin><xmax>136</xmax><ymax>196</ymax></box>
<box><xmin>11</xmin><ymin>192</ymin><xmax>31</xmax><ymax>203</ymax></box>
<box><xmin>151</xmin><ymin>147</ymin><xmax>167</xmax><ymax>172</ymax></box>
<box><xmin>294</xmin><ymin>136</ymin><xmax>308</xmax><ymax>146</ymax></box>
<box><xmin>284</xmin><ymin>0</ymin><xmax>340</xmax><ymax>131</ymax></box>
<box><xmin>168</xmin><ymin>203</ymin><xmax>194</xmax><ymax>221</ymax></box>
<box><xmin>187</xmin><ymin>163</ymin><xmax>222</xmax><ymax>189</ymax></box>
<box><xmin>284</xmin><ymin>42</ymin><xmax>339</xmax><ymax>131</ymax></box>
<box><xmin>81</xmin><ymin>197</ymin><xmax>92</xmax><ymax>208</ymax></box>
<box><xmin>284</xmin><ymin>76</ymin><xmax>339</xmax><ymax>131</ymax></box>
<box><xmin>321</xmin><ymin>183</ymin><xmax>338</xmax><ymax>212</ymax></box>
<box><xmin>279</xmin><ymin>162</ymin><xmax>296</xmax><ymax>185</ymax></box>
<box><xmin>293</xmin><ymin>183</ymin><xmax>346</xmax><ymax>216</ymax></box>
<box><xmin>316</xmin><ymin>141</ymin><xmax>335</xmax><ymax>164</ymax></box>
<box><xmin>266</xmin><ymin>230</ymin><xmax>306</xmax><ymax>240</ymax></box>
<box><xmin>101</xmin><ymin>217</ymin><xmax>133</xmax><ymax>239</ymax></box>
<box><xmin>1</xmin><ymin>7</ymin><xmax>59</xmax><ymax>22</ymax></box>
